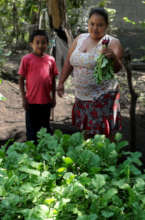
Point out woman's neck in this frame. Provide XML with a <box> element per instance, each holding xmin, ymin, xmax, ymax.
<box><xmin>89</xmin><ymin>34</ymin><xmax>106</xmax><ymax>43</ymax></box>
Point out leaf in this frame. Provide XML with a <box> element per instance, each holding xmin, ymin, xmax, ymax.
<box><xmin>62</xmin><ymin>156</ymin><xmax>74</xmax><ymax>166</ymax></box>
<box><xmin>60</xmin><ymin>134</ymin><xmax>71</xmax><ymax>152</ymax></box>
<box><xmin>54</xmin><ymin>129</ymin><xmax>63</xmax><ymax>141</ymax></box>
<box><xmin>4</xmin><ymin>51</ymin><xmax>11</xmax><ymax>56</ymax></box>
<box><xmin>1</xmin><ymin>193</ymin><xmax>21</xmax><ymax>208</ymax></box>
<box><xmin>63</xmin><ymin>172</ymin><xmax>76</xmax><ymax>184</ymax></box>
<box><xmin>19</xmin><ymin>166</ymin><xmax>40</xmax><ymax>176</ymax></box>
<box><xmin>79</xmin><ymin>173</ymin><xmax>91</xmax><ymax>186</ymax></box>
<box><xmin>101</xmin><ymin>210</ymin><xmax>114</xmax><ymax>218</ymax></box>
<box><xmin>140</xmin><ymin>195</ymin><xmax>145</xmax><ymax>205</ymax></box>
<box><xmin>134</xmin><ymin>178</ymin><xmax>145</xmax><ymax>191</ymax></box>
<box><xmin>112</xmin><ymin>179</ymin><xmax>130</xmax><ymax>189</ymax></box>
<box><xmin>101</xmin><ymin>57</ymin><xmax>109</xmax><ymax>68</ymax></box>
<box><xmin>116</xmin><ymin>140</ymin><xmax>128</xmax><ymax>151</ymax></box>
<box><xmin>57</xmin><ymin>167</ymin><xmax>66</xmax><ymax>173</ymax></box>
<box><xmin>93</xmin><ymin>53</ymin><xmax>114</xmax><ymax>84</ymax></box>
<box><xmin>103</xmin><ymin>188</ymin><xmax>118</xmax><ymax>201</ymax></box>
<box><xmin>89</xmin><ymin>154</ymin><xmax>101</xmax><ymax>169</ymax></box>
<box><xmin>42</xmin><ymin>153</ymin><xmax>51</xmax><ymax>161</ymax></box>
<box><xmin>123</xmin><ymin>17</ymin><xmax>136</xmax><ymax>24</ymax></box>
<box><xmin>69</xmin><ymin>132</ymin><xmax>84</xmax><ymax>147</ymax></box>
<box><xmin>130</xmin><ymin>165</ymin><xmax>142</xmax><ymax>176</ymax></box>
<box><xmin>19</xmin><ymin>183</ymin><xmax>34</xmax><ymax>193</ymax></box>
<box><xmin>77</xmin><ymin>214</ymin><xmax>98</xmax><ymax>220</ymax></box>
<box><xmin>44</xmin><ymin>197</ymin><xmax>56</xmax><ymax>205</ymax></box>
<box><xmin>91</xmin><ymin>174</ymin><xmax>106</xmax><ymax>191</ymax></box>
<box><xmin>114</xmin><ymin>132</ymin><xmax>122</xmax><ymax>142</ymax></box>
<box><xmin>0</xmin><ymin>93</ymin><xmax>6</xmax><ymax>101</ymax></box>
<box><xmin>0</xmin><ymin>185</ymin><xmax>6</xmax><ymax>196</ymax></box>
<box><xmin>29</xmin><ymin>161</ymin><xmax>42</xmax><ymax>170</ymax></box>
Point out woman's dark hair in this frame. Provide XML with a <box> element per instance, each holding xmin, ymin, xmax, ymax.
<box><xmin>88</xmin><ymin>8</ymin><xmax>109</xmax><ymax>24</ymax></box>
<box><xmin>29</xmin><ymin>29</ymin><xmax>49</xmax><ymax>43</ymax></box>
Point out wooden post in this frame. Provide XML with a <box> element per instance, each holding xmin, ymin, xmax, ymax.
<box><xmin>123</xmin><ymin>48</ymin><xmax>138</xmax><ymax>151</ymax></box>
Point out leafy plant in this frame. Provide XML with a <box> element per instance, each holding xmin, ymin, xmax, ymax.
<box><xmin>0</xmin><ymin>129</ymin><xmax>145</xmax><ymax>219</ymax></box>
<box><xmin>93</xmin><ymin>38</ymin><xmax>114</xmax><ymax>84</ymax></box>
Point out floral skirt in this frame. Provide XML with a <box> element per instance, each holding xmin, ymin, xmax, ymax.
<box><xmin>72</xmin><ymin>91</ymin><xmax>121</xmax><ymax>137</ymax></box>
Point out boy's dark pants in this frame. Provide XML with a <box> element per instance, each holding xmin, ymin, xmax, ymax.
<box><xmin>26</xmin><ymin>104</ymin><xmax>52</xmax><ymax>142</ymax></box>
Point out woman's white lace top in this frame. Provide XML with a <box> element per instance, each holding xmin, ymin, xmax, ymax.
<box><xmin>70</xmin><ymin>33</ymin><xmax>119</xmax><ymax>101</ymax></box>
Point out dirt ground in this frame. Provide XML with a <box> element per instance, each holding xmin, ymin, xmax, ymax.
<box><xmin>0</xmin><ymin>52</ymin><xmax>145</xmax><ymax>162</ymax></box>
<box><xmin>0</xmin><ymin>78</ymin><xmax>75</xmax><ymax>143</ymax></box>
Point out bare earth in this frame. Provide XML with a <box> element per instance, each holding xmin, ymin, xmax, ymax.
<box><xmin>0</xmin><ymin>53</ymin><xmax>145</xmax><ymax>161</ymax></box>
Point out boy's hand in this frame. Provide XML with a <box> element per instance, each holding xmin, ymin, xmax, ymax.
<box><xmin>22</xmin><ymin>98</ymin><xmax>29</xmax><ymax>110</ymax></box>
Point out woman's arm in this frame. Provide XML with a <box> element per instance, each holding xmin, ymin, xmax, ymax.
<box><xmin>102</xmin><ymin>38</ymin><xmax>123</xmax><ymax>73</ymax></box>
<box><xmin>51</xmin><ymin>76</ymin><xmax>56</xmax><ymax>107</ymax></box>
<box><xmin>57</xmin><ymin>36</ymin><xmax>79</xmax><ymax>97</ymax></box>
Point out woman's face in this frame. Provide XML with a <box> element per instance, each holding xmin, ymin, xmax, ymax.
<box><xmin>88</xmin><ymin>13</ymin><xmax>108</xmax><ymax>40</ymax></box>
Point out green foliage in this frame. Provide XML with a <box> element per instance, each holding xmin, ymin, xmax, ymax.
<box><xmin>123</xmin><ymin>0</ymin><xmax>145</xmax><ymax>61</ymax></box>
<box><xmin>0</xmin><ymin>79</ymin><xmax>6</xmax><ymax>101</ymax></box>
<box><xmin>98</xmin><ymin>0</ymin><xmax>110</xmax><ymax>8</ymax></box>
<box><xmin>123</xmin><ymin>17</ymin><xmax>136</xmax><ymax>25</ymax></box>
<box><xmin>0</xmin><ymin>129</ymin><xmax>145</xmax><ymax>219</ymax></box>
<box><xmin>0</xmin><ymin>0</ymin><xmax>46</xmax><ymax>47</ymax></box>
<box><xmin>66</xmin><ymin>0</ymin><xmax>117</xmax><ymax>36</ymax></box>
<box><xmin>0</xmin><ymin>0</ymin><xmax>116</xmax><ymax>47</ymax></box>
<box><xmin>66</xmin><ymin>0</ymin><xmax>86</xmax><ymax>36</ymax></box>
<box><xmin>0</xmin><ymin>93</ymin><xmax>6</xmax><ymax>101</ymax></box>
<box><xmin>0</xmin><ymin>40</ymin><xmax>11</xmax><ymax>69</ymax></box>
<box><xmin>123</xmin><ymin>1</ymin><xmax>145</xmax><ymax>28</ymax></box>
<box><xmin>66</xmin><ymin>0</ymin><xmax>85</xmax><ymax>8</ymax></box>
<box><xmin>123</xmin><ymin>1</ymin><xmax>145</xmax><ymax>29</ymax></box>
<box><xmin>93</xmin><ymin>54</ymin><xmax>114</xmax><ymax>84</ymax></box>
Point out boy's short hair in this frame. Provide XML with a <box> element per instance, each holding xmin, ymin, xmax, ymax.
<box><xmin>29</xmin><ymin>29</ymin><xmax>49</xmax><ymax>43</ymax></box>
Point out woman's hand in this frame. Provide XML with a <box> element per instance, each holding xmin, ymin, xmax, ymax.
<box><xmin>101</xmin><ymin>38</ymin><xmax>123</xmax><ymax>73</ymax></box>
<box><xmin>102</xmin><ymin>47</ymin><xmax>116</xmax><ymax>60</ymax></box>
<box><xmin>102</xmin><ymin>38</ymin><xmax>123</xmax><ymax>72</ymax></box>
<box><xmin>57</xmin><ymin>83</ymin><xmax>64</xmax><ymax>97</ymax></box>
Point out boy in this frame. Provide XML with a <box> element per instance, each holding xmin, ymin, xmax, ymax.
<box><xmin>18</xmin><ymin>29</ymin><xmax>58</xmax><ymax>142</ymax></box>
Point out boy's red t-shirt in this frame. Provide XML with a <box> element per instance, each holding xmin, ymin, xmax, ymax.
<box><xmin>18</xmin><ymin>53</ymin><xmax>59</xmax><ymax>104</ymax></box>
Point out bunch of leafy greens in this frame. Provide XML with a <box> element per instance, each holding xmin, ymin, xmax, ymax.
<box><xmin>93</xmin><ymin>39</ymin><xmax>114</xmax><ymax>84</ymax></box>
<box><xmin>0</xmin><ymin>129</ymin><xmax>145</xmax><ymax>220</ymax></box>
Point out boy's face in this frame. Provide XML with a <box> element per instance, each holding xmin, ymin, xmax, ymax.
<box><xmin>30</xmin><ymin>35</ymin><xmax>48</xmax><ymax>56</ymax></box>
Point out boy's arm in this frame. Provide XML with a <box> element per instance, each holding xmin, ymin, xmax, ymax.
<box><xmin>19</xmin><ymin>75</ymin><xmax>28</xmax><ymax>110</ymax></box>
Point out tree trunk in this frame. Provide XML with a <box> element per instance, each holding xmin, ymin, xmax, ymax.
<box><xmin>12</xmin><ymin>3</ymin><xmax>19</xmax><ymax>42</ymax></box>
<box><xmin>47</xmin><ymin>0</ymin><xmax>73</xmax><ymax>45</ymax></box>
<box><xmin>38</xmin><ymin>0</ymin><xmax>42</xmax><ymax>29</ymax></box>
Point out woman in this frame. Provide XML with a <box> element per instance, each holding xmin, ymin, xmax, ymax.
<box><xmin>57</xmin><ymin>8</ymin><xmax>123</xmax><ymax>139</ymax></box>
